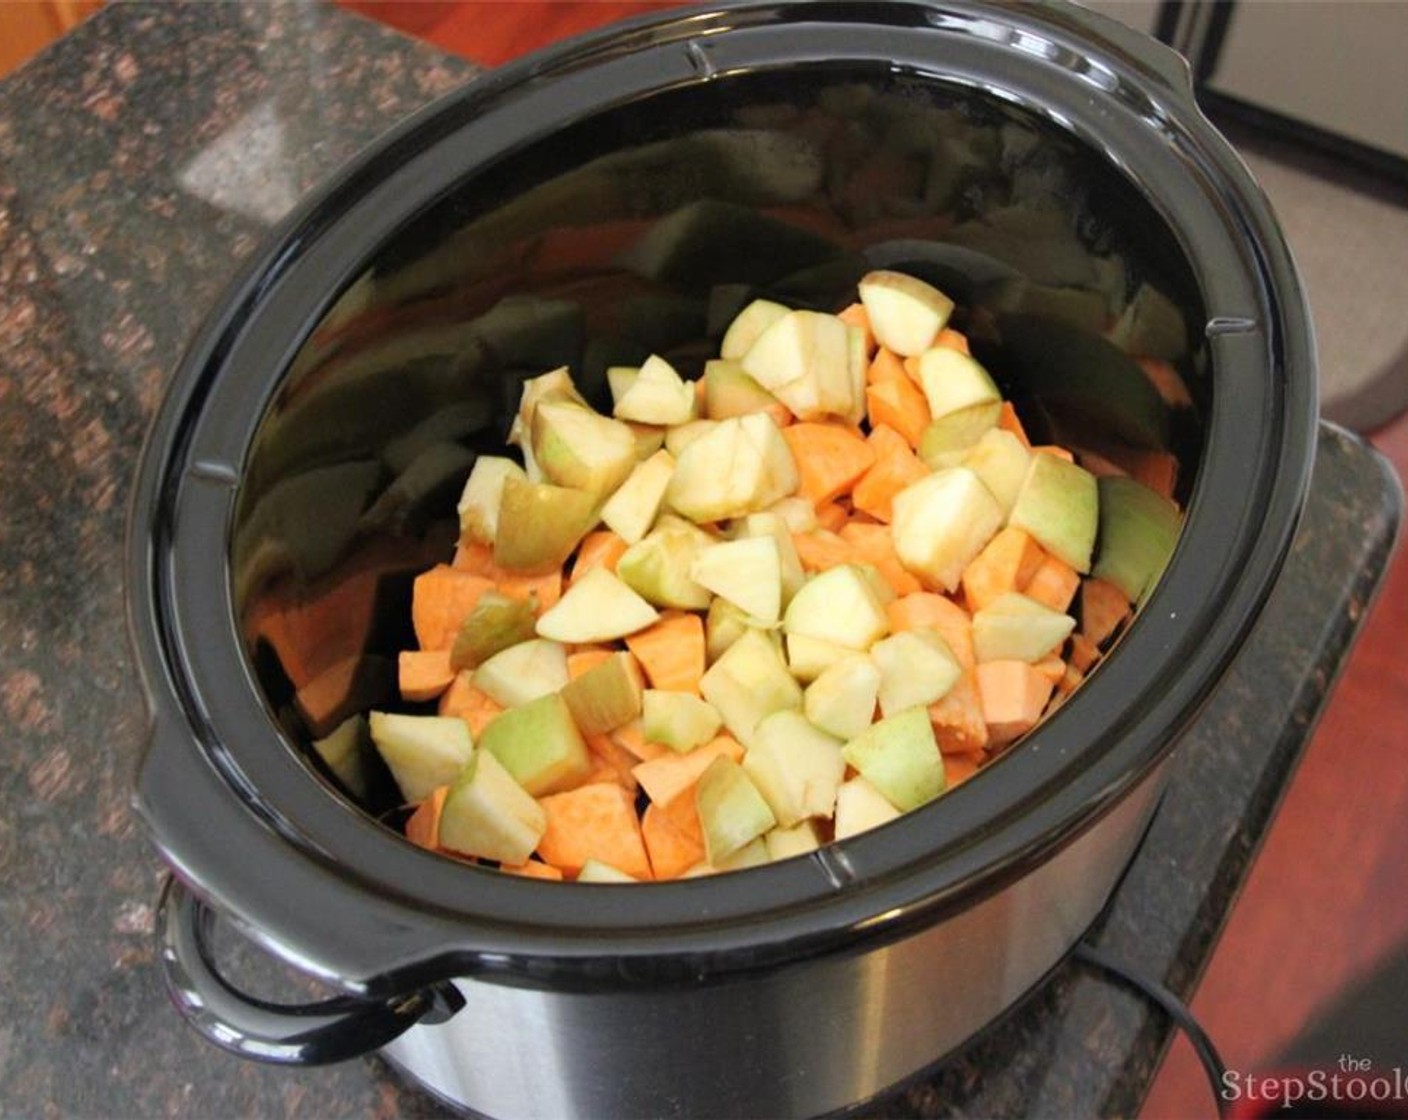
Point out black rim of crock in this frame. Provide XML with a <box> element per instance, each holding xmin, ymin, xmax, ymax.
<box><xmin>128</xmin><ymin>0</ymin><xmax>1317</xmax><ymax>996</ymax></box>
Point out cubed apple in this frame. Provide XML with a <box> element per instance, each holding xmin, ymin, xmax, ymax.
<box><xmin>690</xmin><ymin>535</ymin><xmax>783</xmax><ymax>624</ymax></box>
<box><xmin>493</xmin><ymin>475</ymin><xmax>599</xmax><ymax>574</ymax></box>
<box><xmin>764</xmin><ymin>819</ymin><xmax>823</xmax><ymax>862</ymax></box>
<box><xmin>560</xmin><ymin>651</ymin><xmax>643</xmax><ymax>735</ymax></box>
<box><xmin>642</xmin><ymin>689</ymin><xmax>723</xmax><ymax>753</ymax></box>
<box><xmin>870</xmin><ymin>628</ymin><xmax>963</xmax><ymax>717</ymax></box>
<box><xmin>804</xmin><ymin>654</ymin><xmax>882</xmax><ymax>742</ymax></box>
<box><xmin>857</xmin><ymin>270</ymin><xmax>954</xmax><ymax>357</ymax></box>
<box><xmin>721</xmin><ymin>298</ymin><xmax>789</xmax><ymax>360</ymax></box>
<box><xmin>699</xmin><ymin>628</ymin><xmax>802</xmax><ymax>747</ymax></box>
<box><xmin>1007</xmin><ymin>452</ymin><xmax>1099</xmax><ymax>574</ymax></box>
<box><xmin>472</xmin><ymin>638</ymin><xmax>569</xmax><ymax>708</ymax></box>
<box><xmin>536</xmin><ymin>567</ymin><xmax>660</xmax><ymax>644</ymax></box>
<box><xmin>1092</xmin><ymin>474</ymin><xmax>1182</xmax><ymax>603</ymax></box>
<box><xmin>438</xmin><ymin>750</ymin><xmax>546</xmax><ymax>866</ymax></box>
<box><xmin>576</xmin><ymin>858</ymin><xmax>638</xmax><ymax>883</ymax></box>
<box><xmin>703</xmin><ymin>359</ymin><xmax>786</xmax><ymax>420</ymax></box>
<box><xmin>457</xmin><ymin>456</ymin><xmax>527</xmax><ymax>545</ymax></box>
<box><xmin>741</xmin><ymin>709</ymin><xmax>846</xmax><ymax>827</ymax></box>
<box><xmin>664</xmin><ymin>418</ymin><xmax>719</xmax><ymax>459</ymax></box>
<box><xmin>530</xmin><ymin>399</ymin><xmax>638</xmax><ymax>498</ymax></box>
<box><xmin>616</xmin><ymin>520</ymin><xmax>716</xmax><ymax>610</ymax></box>
<box><xmin>785</xmin><ymin>632</ymin><xmax>857</xmax><ymax>683</ymax></box>
<box><xmin>368</xmin><ymin>711</ymin><xmax>474</xmax><ymax>804</ymax></box>
<box><xmin>741</xmin><ymin>309</ymin><xmax>853</xmax><ymax>420</ymax></box>
<box><xmin>840</xmin><ymin>705</ymin><xmax>946</xmax><ymax>812</ymax></box>
<box><xmin>449</xmin><ymin>591</ymin><xmax>538</xmax><ymax>671</ymax></box>
<box><xmin>477</xmin><ymin>691</ymin><xmax>592</xmax><ymax>796</ymax></box>
<box><xmin>613</xmin><ymin>354</ymin><xmax>696</xmax><ymax>426</ymax></box>
<box><xmin>695</xmin><ymin>755</ymin><xmax>778</xmax><ymax>864</ymax></box>
<box><xmin>917</xmin><ymin>403</ymin><xmax>1003</xmax><ymax>469</ymax></box>
<box><xmin>971</xmin><ymin>591</ymin><xmax>1076</xmax><ymax>663</ymax></box>
<box><xmin>833</xmin><ymin>775</ymin><xmax>902</xmax><ymax>839</ymax></box>
<box><xmin>736</xmin><ymin>511</ymin><xmax>806</xmax><ymax>606</ymax></box>
<box><xmin>782</xmin><ymin>563</ymin><xmax>890</xmax><ymax>650</ymax></box>
<box><xmin>891</xmin><ymin>467</ymin><xmax>1005</xmax><ymax>592</ymax></box>
<box><xmin>917</xmin><ymin>347</ymin><xmax>1001</xmax><ymax>420</ymax></box>
<box><xmin>599</xmin><ymin>448</ymin><xmax>674</xmax><ymax>545</ymax></box>
<box><xmin>667</xmin><ymin>413</ymin><xmax>798</xmax><ymax>523</ymax></box>
<box><xmin>705</xmin><ymin>596</ymin><xmax>777</xmax><ymax>663</ymax></box>
<box><xmin>961</xmin><ymin>427</ymin><xmax>1032</xmax><ymax>515</ymax></box>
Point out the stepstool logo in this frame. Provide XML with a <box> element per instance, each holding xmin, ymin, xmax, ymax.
<box><xmin>1222</xmin><ymin>1054</ymin><xmax>1408</xmax><ymax>1113</ymax></box>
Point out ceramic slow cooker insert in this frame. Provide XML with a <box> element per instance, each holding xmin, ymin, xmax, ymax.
<box><xmin>127</xmin><ymin>2</ymin><xmax>1316</xmax><ymax>1116</ymax></box>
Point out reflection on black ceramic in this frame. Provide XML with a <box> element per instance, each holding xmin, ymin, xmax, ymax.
<box><xmin>233</xmin><ymin>73</ymin><xmax>1207</xmax><ymax>825</ymax></box>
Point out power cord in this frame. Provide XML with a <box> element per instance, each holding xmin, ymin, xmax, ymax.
<box><xmin>1072</xmin><ymin>942</ymin><xmax>1230</xmax><ymax>1119</ymax></box>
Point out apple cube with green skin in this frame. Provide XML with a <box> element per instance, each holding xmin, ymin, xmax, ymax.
<box><xmin>560</xmin><ymin>651</ymin><xmax>643</xmax><ymax>735</ymax></box>
<box><xmin>891</xmin><ymin>467</ymin><xmax>1005</xmax><ymax>592</ymax></box>
<box><xmin>782</xmin><ymin>564</ymin><xmax>890</xmax><ymax>651</ymax></box>
<box><xmin>917</xmin><ymin>347</ymin><xmax>1001</xmax><ymax>421</ymax></box>
<box><xmin>857</xmin><ymin>270</ymin><xmax>954</xmax><ymax>357</ymax></box>
<box><xmin>368</xmin><ymin>711</ymin><xmax>473</xmax><ymax>804</ymax></box>
<box><xmin>690</xmin><ymin>535</ymin><xmax>782</xmax><ymax>624</ymax></box>
<box><xmin>735</xmin><ymin>511</ymin><xmax>806</xmax><ymax>607</ymax></box>
<box><xmin>841</xmin><ymin>706</ymin><xmax>946</xmax><ymax>812</ymax></box>
<box><xmin>472</xmin><ymin>638</ymin><xmax>568</xmax><ymax>708</ymax></box>
<box><xmin>642</xmin><ymin>689</ymin><xmax>723</xmax><ymax>753</ymax></box>
<box><xmin>833</xmin><ymin>775</ymin><xmax>902</xmax><ymax>839</ymax></box>
<box><xmin>450</xmin><ymin>592</ymin><xmax>537</xmax><ymax>671</ymax></box>
<box><xmin>1092</xmin><ymin>474</ymin><xmax>1182</xmax><ymax>603</ymax></box>
<box><xmin>740</xmin><ymin>309</ymin><xmax>853</xmax><ymax>421</ymax></box>
<box><xmin>703</xmin><ymin>359</ymin><xmax>785</xmax><ymax>420</ymax></box>
<box><xmin>457</xmin><ymin>456</ymin><xmax>526</xmax><ymax>545</ymax></box>
<box><xmin>741</xmin><ymin>710</ymin><xmax>845</xmax><ymax>827</ymax></box>
<box><xmin>972</xmin><ymin>591</ymin><xmax>1076</xmax><ymax>663</ymax></box>
<box><xmin>600</xmin><ymin>449</ymin><xmax>674</xmax><ymax>544</ymax></box>
<box><xmin>613</xmin><ymin>354</ymin><xmax>697</xmax><ymax>426</ymax></box>
<box><xmin>695</xmin><ymin>755</ymin><xmax>778</xmax><ymax>864</ymax></box>
<box><xmin>721</xmin><ymin>298</ymin><xmax>790</xmax><ymax>360</ymax></box>
<box><xmin>870</xmin><ymin>628</ymin><xmax>962</xmax><ymax>717</ymax></box>
<box><xmin>477</xmin><ymin>691</ymin><xmax>592</xmax><ymax>797</ymax></box>
<box><xmin>536</xmin><ymin>567</ymin><xmax>659</xmax><ymax>644</ymax></box>
<box><xmin>700</xmin><ymin>627</ymin><xmax>802</xmax><ymax>748</ymax></box>
<box><xmin>616</xmin><ymin>520</ymin><xmax>716</xmax><ymax>611</ymax></box>
<box><xmin>804</xmin><ymin>655</ymin><xmax>881</xmax><ymax>741</ymax></box>
<box><xmin>530</xmin><ymin>399</ymin><xmax>638</xmax><ymax>498</ymax></box>
<box><xmin>961</xmin><ymin>427</ymin><xmax>1032</xmax><ymax>515</ymax></box>
<box><xmin>493</xmin><ymin>475</ymin><xmax>598</xmax><ymax>574</ymax></box>
<box><xmin>666</xmin><ymin>413</ymin><xmax>798</xmax><ymax>524</ymax></box>
<box><xmin>918</xmin><ymin>403</ymin><xmax>1003</xmax><ymax>469</ymax></box>
<box><xmin>764</xmin><ymin>819</ymin><xmax>823</xmax><ymax>862</ymax></box>
<box><xmin>438</xmin><ymin>750</ymin><xmax>546</xmax><ymax>866</ymax></box>
<box><xmin>1007</xmin><ymin>452</ymin><xmax>1099</xmax><ymax>573</ymax></box>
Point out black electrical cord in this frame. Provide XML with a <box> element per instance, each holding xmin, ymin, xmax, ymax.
<box><xmin>1073</xmin><ymin>942</ymin><xmax>1231</xmax><ymax>1119</ymax></box>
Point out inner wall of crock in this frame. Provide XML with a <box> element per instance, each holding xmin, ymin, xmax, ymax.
<box><xmin>230</xmin><ymin>65</ymin><xmax>1208</xmax><ymax>829</ymax></box>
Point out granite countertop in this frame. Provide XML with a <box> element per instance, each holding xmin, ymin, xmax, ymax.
<box><xmin>0</xmin><ymin>4</ymin><xmax>1399</xmax><ymax>1118</ymax></box>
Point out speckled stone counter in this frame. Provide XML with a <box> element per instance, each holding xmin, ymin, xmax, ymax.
<box><xmin>0</xmin><ymin>4</ymin><xmax>1399</xmax><ymax>1118</ymax></box>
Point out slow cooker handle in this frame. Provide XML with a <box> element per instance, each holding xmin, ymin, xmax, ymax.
<box><xmin>156</xmin><ymin>876</ymin><xmax>463</xmax><ymax>1065</ymax></box>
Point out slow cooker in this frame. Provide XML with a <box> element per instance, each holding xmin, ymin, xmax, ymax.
<box><xmin>126</xmin><ymin>2</ymin><xmax>1317</xmax><ymax>1116</ymax></box>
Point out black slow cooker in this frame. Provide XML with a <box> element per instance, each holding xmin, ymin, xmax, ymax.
<box><xmin>127</xmin><ymin>2</ymin><xmax>1316</xmax><ymax>1116</ymax></box>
